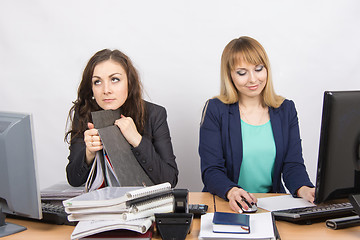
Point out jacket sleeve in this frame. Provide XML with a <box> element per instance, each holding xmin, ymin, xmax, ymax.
<box><xmin>66</xmin><ymin>137</ymin><xmax>92</xmax><ymax>187</ymax></box>
<box><xmin>199</xmin><ymin>100</ymin><xmax>238</xmax><ymax>199</ymax></box>
<box><xmin>281</xmin><ymin>100</ymin><xmax>314</xmax><ymax>196</ymax></box>
<box><xmin>131</xmin><ymin>104</ymin><xmax>178</xmax><ymax>188</ymax></box>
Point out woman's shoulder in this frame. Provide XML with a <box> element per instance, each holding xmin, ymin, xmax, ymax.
<box><xmin>144</xmin><ymin>100</ymin><xmax>166</xmax><ymax>110</ymax></box>
<box><xmin>206</xmin><ymin>97</ymin><xmax>232</xmax><ymax>111</ymax></box>
<box><xmin>273</xmin><ymin>98</ymin><xmax>297</xmax><ymax>117</ymax></box>
<box><xmin>201</xmin><ymin>98</ymin><xmax>233</xmax><ymax>124</ymax></box>
<box><xmin>144</xmin><ymin>100</ymin><xmax>167</xmax><ymax>118</ymax></box>
<box><xmin>276</xmin><ymin>98</ymin><xmax>296</xmax><ymax>111</ymax></box>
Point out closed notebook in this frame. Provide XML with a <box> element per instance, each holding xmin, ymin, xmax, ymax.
<box><xmin>212</xmin><ymin>212</ymin><xmax>250</xmax><ymax>234</ymax></box>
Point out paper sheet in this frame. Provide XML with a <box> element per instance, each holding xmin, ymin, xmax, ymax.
<box><xmin>257</xmin><ymin>195</ymin><xmax>315</xmax><ymax>212</ymax></box>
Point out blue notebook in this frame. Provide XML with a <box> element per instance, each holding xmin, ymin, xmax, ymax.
<box><xmin>212</xmin><ymin>212</ymin><xmax>250</xmax><ymax>234</ymax></box>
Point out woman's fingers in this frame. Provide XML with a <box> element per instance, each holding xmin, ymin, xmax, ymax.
<box><xmin>84</xmin><ymin>126</ymin><xmax>102</xmax><ymax>151</ymax></box>
<box><xmin>227</xmin><ymin>187</ymin><xmax>257</xmax><ymax>213</ymax></box>
<box><xmin>114</xmin><ymin>116</ymin><xmax>142</xmax><ymax>147</ymax></box>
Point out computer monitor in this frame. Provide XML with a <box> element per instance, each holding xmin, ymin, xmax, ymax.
<box><xmin>314</xmin><ymin>91</ymin><xmax>360</xmax><ymax>204</ymax></box>
<box><xmin>0</xmin><ymin>112</ymin><xmax>42</xmax><ymax>237</ymax></box>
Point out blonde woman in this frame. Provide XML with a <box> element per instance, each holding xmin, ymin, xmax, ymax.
<box><xmin>199</xmin><ymin>36</ymin><xmax>314</xmax><ymax>213</ymax></box>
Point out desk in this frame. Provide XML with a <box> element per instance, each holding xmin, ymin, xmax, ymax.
<box><xmin>4</xmin><ymin>192</ymin><xmax>360</xmax><ymax>239</ymax></box>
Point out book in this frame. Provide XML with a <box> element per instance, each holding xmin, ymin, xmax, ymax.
<box><xmin>63</xmin><ymin>182</ymin><xmax>171</xmax><ymax>209</ymax></box>
<box><xmin>81</xmin><ymin>228</ymin><xmax>153</xmax><ymax>239</ymax></box>
<box><xmin>88</xmin><ymin>109</ymin><xmax>153</xmax><ymax>189</ymax></box>
<box><xmin>199</xmin><ymin>212</ymin><xmax>276</xmax><ymax>240</ymax></box>
<box><xmin>71</xmin><ymin>216</ymin><xmax>154</xmax><ymax>240</ymax></box>
<box><xmin>212</xmin><ymin>212</ymin><xmax>250</xmax><ymax>234</ymax></box>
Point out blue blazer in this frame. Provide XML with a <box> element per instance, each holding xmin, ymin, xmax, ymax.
<box><xmin>199</xmin><ymin>98</ymin><xmax>314</xmax><ymax>199</ymax></box>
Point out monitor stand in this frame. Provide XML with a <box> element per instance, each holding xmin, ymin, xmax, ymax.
<box><xmin>0</xmin><ymin>206</ymin><xmax>27</xmax><ymax>237</ymax></box>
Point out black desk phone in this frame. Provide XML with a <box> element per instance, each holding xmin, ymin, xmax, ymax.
<box><xmin>188</xmin><ymin>204</ymin><xmax>208</xmax><ymax>216</ymax></box>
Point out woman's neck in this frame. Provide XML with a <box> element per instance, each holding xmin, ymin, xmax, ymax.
<box><xmin>238</xmin><ymin>96</ymin><xmax>269</xmax><ymax>125</ymax></box>
<box><xmin>238</xmin><ymin>95</ymin><xmax>263</xmax><ymax>110</ymax></box>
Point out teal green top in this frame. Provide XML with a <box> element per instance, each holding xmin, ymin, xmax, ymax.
<box><xmin>238</xmin><ymin>119</ymin><xmax>276</xmax><ymax>193</ymax></box>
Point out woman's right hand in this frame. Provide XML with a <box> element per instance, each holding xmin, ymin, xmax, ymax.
<box><xmin>84</xmin><ymin>122</ymin><xmax>103</xmax><ymax>165</ymax></box>
<box><xmin>226</xmin><ymin>187</ymin><xmax>257</xmax><ymax>213</ymax></box>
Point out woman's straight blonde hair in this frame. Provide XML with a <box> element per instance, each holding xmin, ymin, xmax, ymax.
<box><xmin>216</xmin><ymin>36</ymin><xmax>284</xmax><ymax>108</ymax></box>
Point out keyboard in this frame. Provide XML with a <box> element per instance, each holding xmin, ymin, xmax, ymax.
<box><xmin>7</xmin><ymin>202</ymin><xmax>76</xmax><ymax>226</ymax></box>
<box><xmin>41</xmin><ymin>202</ymin><xmax>76</xmax><ymax>226</ymax></box>
<box><xmin>273</xmin><ymin>202</ymin><xmax>355</xmax><ymax>224</ymax></box>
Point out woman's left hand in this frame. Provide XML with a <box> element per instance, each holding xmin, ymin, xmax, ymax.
<box><xmin>297</xmin><ymin>186</ymin><xmax>315</xmax><ymax>203</ymax></box>
<box><xmin>114</xmin><ymin>115</ymin><xmax>142</xmax><ymax>147</ymax></box>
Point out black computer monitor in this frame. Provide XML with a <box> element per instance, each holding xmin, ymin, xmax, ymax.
<box><xmin>314</xmin><ymin>91</ymin><xmax>360</xmax><ymax>204</ymax></box>
<box><xmin>0</xmin><ymin>112</ymin><xmax>42</xmax><ymax>237</ymax></box>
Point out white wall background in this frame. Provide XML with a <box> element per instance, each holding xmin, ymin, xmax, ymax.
<box><xmin>1</xmin><ymin>0</ymin><xmax>360</xmax><ymax>191</ymax></box>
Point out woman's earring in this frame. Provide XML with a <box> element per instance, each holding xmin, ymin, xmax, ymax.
<box><xmin>91</xmin><ymin>96</ymin><xmax>95</xmax><ymax>100</ymax></box>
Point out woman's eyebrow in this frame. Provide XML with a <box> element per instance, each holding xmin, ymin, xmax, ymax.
<box><xmin>109</xmin><ymin>73</ymin><xmax>122</xmax><ymax>77</ymax></box>
<box><xmin>92</xmin><ymin>73</ymin><xmax>122</xmax><ymax>80</ymax></box>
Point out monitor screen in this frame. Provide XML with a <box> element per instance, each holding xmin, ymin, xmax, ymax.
<box><xmin>314</xmin><ymin>91</ymin><xmax>360</xmax><ymax>204</ymax></box>
<box><xmin>0</xmin><ymin>112</ymin><xmax>42</xmax><ymax>237</ymax></box>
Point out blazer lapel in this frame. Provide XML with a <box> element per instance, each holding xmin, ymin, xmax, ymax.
<box><xmin>269</xmin><ymin>107</ymin><xmax>284</xmax><ymax>191</ymax></box>
<box><xmin>229</xmin><ymin>103</ymin><xmax>242</xmax><ymax>182</ymax></box>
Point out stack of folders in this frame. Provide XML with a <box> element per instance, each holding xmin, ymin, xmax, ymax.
<box><xmin>63</xmin><ymin>182</ymin><xmax>174</xmax><ymax>240</ymax></box>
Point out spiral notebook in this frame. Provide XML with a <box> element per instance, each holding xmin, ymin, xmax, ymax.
<box><xmin>67</xmin><ymin>199</ymin><xmax>174</xmax><ymax>222</ymax></box>
<box><xmin>63</xmin><ymin>182</ymin><xmax>171</xmax><ymax>210</ymax></box>
<box><xmin>71</xmin><ymin>216</ymin><xmax>154</xmax><ymax>240</ymax></box>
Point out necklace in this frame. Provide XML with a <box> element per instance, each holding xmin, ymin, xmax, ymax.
<box><xmin>239</xmin><ymin>105</ymin><xmax>267</xmax><ymax>126</ymax></box>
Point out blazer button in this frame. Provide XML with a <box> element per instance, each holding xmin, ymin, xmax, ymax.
<box><xmin>135</xmin><ymin>151</ymin><xmax>140</xmax><ymax>156</ymax></box>
<box><xmin>142</xmin><ymin>160</ymin><xmax>146</xmax><ymax>164</ymax></box>
<box><xmin>148</xmin><ymin>168</ymin><xmax>153</xmax><ymax>172</ymax></box>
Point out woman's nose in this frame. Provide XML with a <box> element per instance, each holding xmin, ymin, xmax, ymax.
<box><xmin>248</xmin><ymin>71</ymin><xmax>257</xmax><ymax>83</ymax></box>
<box><xmin>103</xmin><ymin>81</ymin><xmax>112</xmax><ymax>94</ymax></box>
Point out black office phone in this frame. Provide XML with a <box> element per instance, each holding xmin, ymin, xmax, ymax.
<box><xmin>188</xmin><ymin>204</ymin><xmax>208</xmax><ymax>217</ymax></box>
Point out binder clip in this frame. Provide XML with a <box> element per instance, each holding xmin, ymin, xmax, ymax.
<box><xmin>155</xmin><ymin>189</ymin><xmax>193</xmax><ymax>240</ymax></box>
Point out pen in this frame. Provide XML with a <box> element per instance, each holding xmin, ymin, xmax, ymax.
<box><xmin>271</xmin><ymin>212</ymin><xmax>281</xmax><ymax>240</ymax></box>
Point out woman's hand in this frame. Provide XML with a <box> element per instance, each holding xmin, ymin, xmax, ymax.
<box><xmin>226</xmin><ymin>187</ymin><xmax>257</xmax><ymax>213</ymax></box>
<box><xmin>84</xmin><ymin>122</ymin><xmax>103</xmax><ymax>165</ymax></box>
<box><xmin>297</xmin><ymin>186</ymin><xmax>315</xmax><ymax>203</ymax></box>
<box><xmin>114</xmin><ymin>115</ymin><xmax>142</xmax><ymax>147</ymax></box>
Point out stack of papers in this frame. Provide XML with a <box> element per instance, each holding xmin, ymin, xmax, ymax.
<box><xmin>199</xmin><ymin>212</ymin><xmax>275</xmax><ymax>240</ymax></box>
